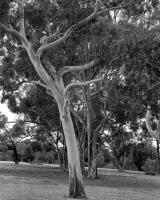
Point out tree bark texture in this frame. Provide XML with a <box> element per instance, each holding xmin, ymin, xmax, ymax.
<box><xmin>58</xmin><ymin>101</ymin><xmax>86</xmax><ymax>198</ymax></box>
<box><xmin>89</xmin><ymin>129</ymin><xmax>98</xmax><ymax>178</ymax></box>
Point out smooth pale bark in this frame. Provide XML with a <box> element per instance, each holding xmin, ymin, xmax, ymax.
<box><xmin>1</xmin><ymin>1</ymin><xmax>139</xmax><ymax>198</ymax></box>
<box><xmin>77</xmin><ymin>135</ymin><xmax>86</xmax><ymax>175</ymax></box>
<box><xmin>57</xmin><ymin>99</ymin><xmax>86</xmax><ymax>198</ymax></box>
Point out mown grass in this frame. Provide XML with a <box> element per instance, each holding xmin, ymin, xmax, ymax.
<box><xmin>0</xmin><ymin>162</ymin><xmax>160</xmax><ymax>200</ymax></box>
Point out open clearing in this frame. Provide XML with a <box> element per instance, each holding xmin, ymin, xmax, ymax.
<box><xmin>0</xmin><ymin>162</ymin><xmax>160</xmax><ymax>200</ymax></box>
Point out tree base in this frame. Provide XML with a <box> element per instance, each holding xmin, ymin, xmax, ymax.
<box><xmin>69</xmin><ymin>166</ymin><xmax>86</xmax><ymax>199</ymax></box>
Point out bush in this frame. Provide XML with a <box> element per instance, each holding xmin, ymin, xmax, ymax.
<box><xmin>0</xmin><ymin>151</ymin><xmax>12</xmax><ymax>161</ymax></box>
<box><xmin>143</xmin><ymin>158</ymin><xmax>157</xmax><ymax>174</ymax></box>
<box><xmin>97</xmin><ymin>153</ymin><xmax>105</xmax><ymax>168</ymax></box>
<box><xmin>45</xmin><ymin>151</ymin><xmax>55</xmax><ymax>164</ymax></box>
<box><xmin>33</xmin><ymin>151</ymin><xmax>56</xmax><ymax>164</ymax></box>
<box><xmin>33</xmin><ymin>151</ymin><xmax>45</xmax><ymax>163</ymax></box>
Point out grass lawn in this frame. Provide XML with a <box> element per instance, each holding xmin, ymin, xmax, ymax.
<box><xmin>0</xmin><ymin>162</ymin><xmax>160</xmax><ymax>200</ymax></box>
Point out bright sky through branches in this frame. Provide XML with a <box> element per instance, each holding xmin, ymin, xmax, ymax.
<box><xmin>0</xmin><ymin>103</ymin><xmax>18</xmax><ymax>121</ymax></box>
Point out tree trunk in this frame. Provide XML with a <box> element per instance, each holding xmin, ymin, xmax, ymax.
<box><xmin>89</xmin><ymin>130</ymin><xmax>98</xmax><ymax>178</ymax></box>
<box><xmin>86</xmin><ymin>89</ymin><xmax>94</xmax><ymax>177</ymax></box>
<box><xmin>113</xmin><ymin>156</ymin><xmax>123</xmax><ymax>171</ymax></box>
<box><xmin>156</xmin><ymin>140</ymin><xmax>160</xmax><ymax>173</ymax></box>
<box><xmin>13</xmin><ymin>146</ymin><xmax>19</xmax><ymax>164</ymax></box>
<box><xmin>58</xmin><ymin>101</ymin><xmax>86</xmax><ymax>198</ymax></box>
<box><xmin>122</xmin><ymin>152</ymin><xmax>126</xmax><ymax>171</ymax></box>
<box><xmin>78</xmin><ymin>137</ymin><xmax>86</xmax><ymax>175</ymax></box>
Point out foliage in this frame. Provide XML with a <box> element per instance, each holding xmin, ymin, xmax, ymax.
<box><xmin>133</xmin><ymin>142</ymin><xmax>157</xmax><ymax>171</ymax></box>
<box><xmin>143</xmin><ymin>158</ymin><xmax>157</xmax><ymax>173</ymax></box>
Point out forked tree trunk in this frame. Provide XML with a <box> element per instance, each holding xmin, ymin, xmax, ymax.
<box><xmin>58</xmin><ymin>101</ymin><xmax>86</xmax><ymax>198</ymax></box>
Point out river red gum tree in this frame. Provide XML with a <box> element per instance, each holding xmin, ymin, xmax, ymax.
<box><xmin>1</xmin><ymin>0</ymin><xmax>136</xmax><ymax>198</ymax></box>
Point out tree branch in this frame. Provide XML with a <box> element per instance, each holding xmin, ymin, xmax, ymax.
<box><xmin>15</xmin><ymin>0</ymin><xmax>25</xmax><ymax>36</ymax></box>
<box><xmin>97</xmin><ymin>1</ymin><xmax>136</xmax><ymax>15</ymax></box>
<box><xmin>40</xmin><ymin>26</ymin><xmax>60</xmax><ymax>44</ymax></box>
<box><xmin>1</xmin><ymin>24</ymin><xmax>28</xmax><ymax>46</ymax></box>
<box><xmin>43</xmin><ymin>58</ymin><xmax>57</xmax><ymax>75</ymax></box>
<box><xmin>64</xmin><ymin>76</ymin><xmax>104</xmax><ymax>99</ymax></box>
<box><xmin>36</xmin><ymin>0</ymin><xmax>100</xmax><ymax>58</ymax></box>
<box><xmin>145</xmin><ymin>109</ymin><xmax>158</xmax><ymax>140</ymax></box>
<box><xmin>69</xmin><ymin>104</ymin><xmax>87</xmax><ymax>131</ymax></box>
<box><xmin>36</xmin><ymin>0</ymin><xmax>136</xmax><ymax>58</ymax></box>
<box><xmin>31</xmin><ymin>80</ymin><xmax>50</xmax><ymax>90</ymax></box>
<box><xmin>59</xmin><ymin>59</ymin><xmax>99</xmax><ymax>76</ymax></box>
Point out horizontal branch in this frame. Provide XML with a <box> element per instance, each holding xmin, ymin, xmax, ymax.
<box><xmin>59</xmin><ymin>59</ymin><xmax>99</xmax><ymax>76</ymax></box>
<box><xmin>64</xmin><ymin>76</ymin><xmax>104</xmax><ymax>98</ymax></box>
<box><xmin>97</xmin><ymin>1</ymin><xmax>135</xmax><ymax>15</ymax></box>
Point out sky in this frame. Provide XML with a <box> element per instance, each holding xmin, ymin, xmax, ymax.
<box><xmin>0</xmin><ymin>103</ymin><xmax>18</xmax><ymax>121</ymax></box>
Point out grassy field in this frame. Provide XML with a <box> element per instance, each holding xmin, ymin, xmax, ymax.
<box><xmin>0</xmin><ymin>162</ymin><xmax>160</xmax><ymax>200</ymax></box>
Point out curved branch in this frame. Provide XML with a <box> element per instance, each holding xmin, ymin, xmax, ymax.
<box><xmin>145</xmin><ymin>109</ymin><xmax>158</xmax><ymax>140</ymax></box>
<box><xmin>40</xmin><ymin>26</ymin><xmax>60</xmax><ymax>44</ymax></box>
<box><xmin>36</xmin><ymin>0</ymin><xmax>100</xmax><ymax>58</ymax></box>
<box><xmin>46</xmin><ymin>26</ymin><xmax>60</xmax><ymax>44</ymax></box>
<box><xmin>36</xmin><ymin>0</ymin><xmax>136</xmax><ymax>58</ymax></box>
<box><xmin>64</xmin><ymin>76</ymin><xmax>104</xmax><ymax>99</ymax></box>
<box><xmin>59</xmin><ymin>59</ymin><xmax>99</xmax><ymax>76</ymax></box>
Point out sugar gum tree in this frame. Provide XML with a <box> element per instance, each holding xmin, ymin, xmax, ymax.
<box><xmin>0</xmin><ymin>0</ymin><xmax>140</xmax><ymax>198</ymax></box>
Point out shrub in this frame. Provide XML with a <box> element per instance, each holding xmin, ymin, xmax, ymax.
<box><xmin>97</xmin><ymin>153</ymin><xmax>105</xmax><ymax>168</ymax></box>
<box><xmin>45</xmin><ymin>151</ymin><xmax>55</xmax><ymax>164</ymax></box>
<box><xmin>0</xmin><ymin>151</ymin><xmax>12</xmax><ymax>161</ymax></box>
<box><xmin>143</xmin><ymin>158</ymin><xmax>157</xmax><ymax>174</ymax></box>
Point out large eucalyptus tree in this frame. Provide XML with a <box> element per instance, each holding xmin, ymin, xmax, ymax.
<box><xmin>0</xmin><ymin>0</ymin><xmax>140</xmax><ymax>198</ymax></box>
